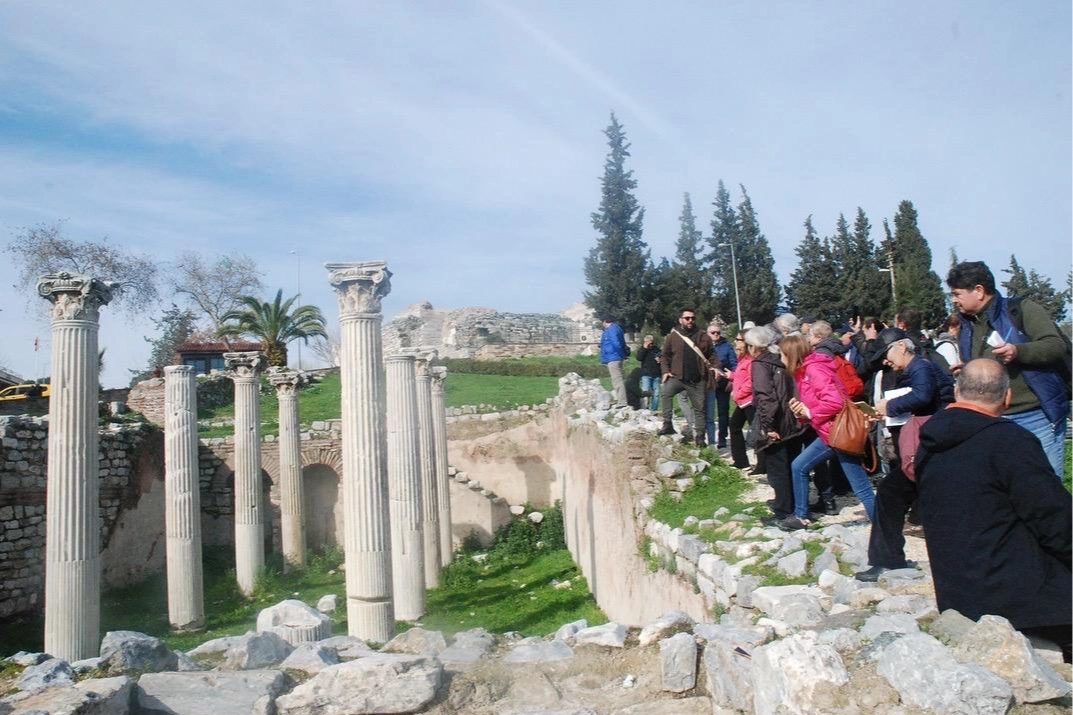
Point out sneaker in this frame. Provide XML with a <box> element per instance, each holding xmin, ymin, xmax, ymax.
<box><xmin>656</xmin><ymin>424</ymin><xmax>676</xmax><ymax>436</ymax></box>
<box><xmin>776</xmin><ymin>516</ymin><xmax>810</xmax><ymax>531</ymax></box>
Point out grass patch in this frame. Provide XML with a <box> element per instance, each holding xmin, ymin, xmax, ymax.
<box><xmin>422</xmin><ymin>549</ymin><xmax>605</xmax><ymax>636</ymax></box>
<box><xmin>443</xmin><ymin>373</ymin><xmax>560</xmax><ymax>410</ymax></box>
<box><xmin>649</xmin><ymin>461</ymin><xmax>753</xmax><ymax>529</ymax></box>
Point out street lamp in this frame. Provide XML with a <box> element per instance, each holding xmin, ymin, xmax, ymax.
<box><xmin>290</xmin><ymin>249</ymin><xmax>302</xmax><ymax>370</ymax></box>
<box><xmin>718</xmin><ymin>241</ymin><xmax>743</xmax><ymax>329</ymax></box>
<box><xmin>879</xmin><ymin>247</ymin><xmax>896</xmax><ymax>307</ymax></box>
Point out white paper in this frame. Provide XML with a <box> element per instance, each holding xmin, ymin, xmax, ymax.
<box><xmin>883</xmin><ymin>387</ymin><xmax>911</xmax><ymax>426</ymax></box>
<box><xmin>986</xmin><ymin>330</ymin><xmax>1006</xmax><ymax>348</ymax></box>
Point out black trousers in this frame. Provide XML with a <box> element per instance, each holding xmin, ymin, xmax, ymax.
<box><xmin>728</xmin><ymin>403</ymin><xmax>754</xmax><ymax>468</ymax></box>
<box><xmin>867</xmin><ymin>460</ymin><xmax>917</xmax><ymax>568</ymax></box>
<box><xmin>764</xmin><ymin>435</ymin><xmax>802</xmax><ymax>519</ymax></box>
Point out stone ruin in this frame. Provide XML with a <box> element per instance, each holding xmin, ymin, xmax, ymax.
<box><xmin>382</xmin><ymin>300</ymin><xmax>599</xmax><ymax>359</ymax></box>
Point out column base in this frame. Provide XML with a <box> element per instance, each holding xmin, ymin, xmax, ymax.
<box><xmin>347</xmin><ymin>598</ymin><xmax>394</xmax><ymax>644</ymax></box>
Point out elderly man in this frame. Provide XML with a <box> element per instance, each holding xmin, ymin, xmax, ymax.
<box><xmin>916</xmin><ymin>358</ymin><xmax>1071</xmax><ymax>662</ymax></box>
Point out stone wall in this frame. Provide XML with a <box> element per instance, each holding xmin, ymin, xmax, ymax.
<box><xmin>0</xmin><ymin>416</ymin><xmax>163</xmax><ymax>618</ymax></box>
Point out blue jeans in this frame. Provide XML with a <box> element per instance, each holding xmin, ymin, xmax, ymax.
<box><xmin>792</xmin><ymin>437</ymin><xmax>875</xmax><ymax>521</ymax></box>
<box><xmin>1005</xmin><ymin>408</ymin><xmax>1066</xmax><ymax>478</ymax></box>
<box><xmin>704</xmin><ymin>389</ymin><xmax>731</xmax><ymax>445</ymax></box>
<box><xmin>640</xmin><ymin>374</ymin><xmax>661</xmax><ymax>411</ymax></box>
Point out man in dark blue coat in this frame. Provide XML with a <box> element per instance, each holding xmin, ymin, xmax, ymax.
<box><xmin>916</xmin><ymin>358</ymin><xmax>1071</xmax><ymax>662</ymax></box>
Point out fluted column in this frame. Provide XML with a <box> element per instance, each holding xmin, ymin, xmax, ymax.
<box><xmin>408</xmin><ymin>350</ymin><xmax>441</xmax><ymax>587</ymax></box>
<box><xmin>225</xmin><ymin>351</ymin><xmax>267</xmax><ymax>595</ymax></box>
<box><xmin>385</xmin><ymin>354</ymin><xmax>425</xmax><ymax>620</ymax></box>
<box><xmin>269</xmin><ymin>369</ymin><xmax>305</xmax><ymax>570</ymax></box>
<box><xmin>39</xmin><ymin>272</ymin><xmax>115</xmax><ymax>661</ymax></box>
<box><xmin>327</xmin><ymin>261</ymin><xmax>394</xmax><ymax>642</ymax></box>
<box><xmin>164</xmin><ymin>365</ymin><xmax>205</xmax><ymax>631</ymax></box>
<box><xmin>430</xmin><ymin>366</ymin><xmax>453</xmax><ymax>565</ymax></box>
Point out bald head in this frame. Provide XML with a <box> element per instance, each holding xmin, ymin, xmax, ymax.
<box><xmin>955</xmin><ymin>358</ymin><xmax>1010</xmax><ymax>413</ymax></box>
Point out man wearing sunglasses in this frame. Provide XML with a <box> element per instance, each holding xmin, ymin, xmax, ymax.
<box><xmin>658</xmin><ymin>308</ymin><xmax>720</xmax><ymax>446</ymax></box>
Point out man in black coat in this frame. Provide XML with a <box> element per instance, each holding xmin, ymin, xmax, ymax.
<box><xmin>916</xmin><ymin>358</ymin><xmax>1071</xmax><ymax>662</ymax></box>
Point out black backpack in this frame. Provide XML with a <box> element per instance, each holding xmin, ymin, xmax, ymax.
<box><xmin>1006</xmin><ymin>297</ymin><xmax>1073</xmax><ymax>399</ymax></box>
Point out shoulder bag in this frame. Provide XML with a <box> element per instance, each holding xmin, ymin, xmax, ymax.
<box><xmin>827</xmin><ymin>399</ymin><xmax>870</xmax><ymax>456</ymax></box>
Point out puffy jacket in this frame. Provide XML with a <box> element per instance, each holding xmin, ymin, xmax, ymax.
<box><xmin>751</xmin><ymin>352</ymin><xmax>806</xmax><ymax>451</ymax></box>
<box><xmin>599</xmin><ymin>322</ymin><xmax>629</xmax><ymax>364</ymax></box>
<box><xmin>712</xmin><ymin>338</ymin><xmax>737</xmax><ymax>390</ymax></box>
<box><xmin>732</xmin><ymin>353</ymin><xmax>753</xmax><ymax>406</ymax></box>
<box><xmin>885</xmin><ymin>354</ymin><xmax>955</xmax><ymax>418</ymax></box>
<box><xmin>794</xmin><ymin>352</ymin><xmax>845</xmax><ymax>445</ymax></box>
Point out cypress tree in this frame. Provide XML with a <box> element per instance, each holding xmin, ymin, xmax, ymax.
<box><xmin>1002</xmin><ymin>255</ymin><xmax>1069</xmax><ymax>322</ymax></box>
<box><xmin>847</xmin><ymin>208</ymin><xmax>892</xmax><ymax>319</ymax></box>
<box><xmin>882</xmin><ymin>200</ymin><xmax>946</xmax><ymax>325</ymax></box>
<box><xmin>785</xmin><ymin>215</ymin><xmax>838</xmax><ymax>319</ymax></box>
<box><xmin>733</xmin><ymin>186</ymin><xmax>781</xmax><ymax>324</ymax></box>
<box><xmin>703</xmin><ymin>181</ymin><xmax>739</xmax><ymax>324</ymax></box>
<box><xmin>583</xmin><ymin>113</ymin><xmax>652</xmax><ymax>331</ymax></box>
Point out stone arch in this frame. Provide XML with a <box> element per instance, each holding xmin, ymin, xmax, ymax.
<box><xmin>303</xmin><ymin>463</ymin><xmax>342</xmax><ymax>553</ymax></box>
<box><xmin>300</xmin><ymin>444</ymin><xmax>343</xmax><ymax>473</ymax></box>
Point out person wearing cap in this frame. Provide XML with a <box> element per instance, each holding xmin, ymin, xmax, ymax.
<box><xmin>915</xmin><ymin>358</ymin><xmax>1071</xmax><ymax>662</ymax></box>
<box><xmin>599</xmin><ymin>314</ymin><xmax>630</xmax><ymax>408</ymax></box>
<box><xmin>854</xmin><ymin>328</ymin><xmax>954</xmax><ymax>581</ymax></box>
<box><xmin>657</xmin><ymin>307</ymin><xmax>720</xmax><ymax>446</ymax></box>
<box><xmin>947</xmin><ymin>260</ymin><xmax>1068</xmax><ymax>476</ymax></box>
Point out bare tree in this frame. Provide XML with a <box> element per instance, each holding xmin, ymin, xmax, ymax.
<box><xmin>309</xmin><ymin>331</ymin><xmax>341</xmax><ymax>368</ymax></box>
<box><xmin>168</xmin><ymin>252</ymin><xmax>264</xmax><ymax>333</ymax></box>
<box><xmin>6</xmin><ymin>221</ymin><xmax>159</xmax><ymax>315</ymax></box>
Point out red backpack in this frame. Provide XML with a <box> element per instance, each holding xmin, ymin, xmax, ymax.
<box><xmin>833</xmin><ymin>355</ymin><xmax>864</xmax><ymax>399</ymax></box>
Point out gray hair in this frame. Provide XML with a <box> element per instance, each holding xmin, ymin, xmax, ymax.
<box><xmin>744</xmin><ymin>325</ymin><xmax>778</xmax><ymax>349</ymax></box>
<box><xmin>810</xmin><ymin>320</ymin><xmax>832</xmax><ymax>339</ymax></box>
<box><xmin>957</xmin><ymin>358</ymin><xmax>1009</xmax><ymax>404</ymax></box>
<box><xmin>774</xmin><ymin>313</ymin><xmax>800</xmax><ymax>335</ymax></box>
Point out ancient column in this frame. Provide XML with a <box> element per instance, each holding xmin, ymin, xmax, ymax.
<box><xmin>409</xmin><ymin>350</ymin><xmax>441</xmax><ymax>587</ymax></box>
<box><xmin>164</xmin><ymin>365</ymin><xmax>205</xmax><ymax>631</ymax></box>
<box><xmin>269</xmin><ymin>369</ymin><xmax>305</xmax><ymax>570</ymax></box>
<box><xmin>39</xmin><ymin>272</ymin><xmax>116</xmax><ymax>661</ymax></box>
<box><xmin>430</xmin><ymin>366</ymin><xmax>453</xmax><ymax>565</ymax></box>
<box><xmin>385</xmin><ymin>353</ymin><xmax>425</xmax><ymax>620</ymax></box>
<box><xmin>225</xmin><ymin>351</ymin><xmax>267</xmax><ymax>595</ymax></box>
<box><xmin>326</xmin><ymin>261</ymin><xmax>394</xmax><ymax>642</ymax></box>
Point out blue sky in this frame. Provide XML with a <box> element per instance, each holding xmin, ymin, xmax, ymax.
<box><xmin>0</xmin><ymin>1</ymin><xmax>1069</xmax><ymax>387</ymax></box>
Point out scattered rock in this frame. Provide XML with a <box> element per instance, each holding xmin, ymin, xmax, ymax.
<box><xmin>222</xmin><ymin>631</ymin><xmax>293</xmax><ymax>670</ymax></box>
<box><xmin>276</xmin><ymin>655</ymin><xmax>442</xmax><ymax>715</ymax></box>
<box><xmin>954</xmin><ymin>615</ymin><xmax>1071</xmax><ymax>704</ymax></box>
<box><xmin>752</xmin><ymin>632</ymin><xmax>849</xmax><ymax>715</ymax></box>
<box><xmin>280</xmin><ymin>643</ymin><xmax>340</xmax><ymax>675</ymax></box>
<box><xmin>1</xmin><ymin>675</ymin><xmax>131</xmax><ymax>714</ymax></box>
<box><xmin>137</xmin><ymin>669</ymin><xmax>287</xmax><ymax>715</ymax></box>
<box><xmin>659</xmin><ymin>632</ymin><xmax>697</xmax><ymax>693</ymax></box>
<box><xmin>503</xmin><ymin>639</ymin><xmax>575</xmax><ymax>663</ymax></box>
<box><xmin>382</xmin><ymin>627</ymin><xmax>447</xmax><ymax>656</ymax></box>
<box><xmin>315</xmin><ymin>594</ymin><xmax>337</xmax><ymax>614</ymax></box>
<box><xmin>99</xmin><ymin>630</ymin><xmax>178</xmax><ymax>675</ymax></box>
<box><xmin>14</xmin><ymin>658</ymin><xmax>74</xmax><ymax>692</ymax></box>
<box><xmin>638</xmin><ymin>611</ymin><xmax>694</xmax><ymax>647</ymax></box>
<box><xmin>574</xmin><ymin>622</ymin><xmax>627</xmax><ymax>648</ymax></box>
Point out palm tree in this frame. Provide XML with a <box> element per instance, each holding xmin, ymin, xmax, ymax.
<box><xmin>217</xmin><ymin>289</ymin><xmax>328</xmax><ymax>367</ymax></box>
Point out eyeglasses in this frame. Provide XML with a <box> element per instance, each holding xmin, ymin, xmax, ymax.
<box><xmin>708</xmin><ymin>330</ymin><xmax>720</xmax><ymax>335</ymax></box>
<box><xmin>681</xmin><ymin>315</ymin><xmax>695</xmax><ymax>321</ymax></box>
<box><xmin>734</xmin><ymin>338</ymin><xmax>745</xmax><ymax>342</ymax></box>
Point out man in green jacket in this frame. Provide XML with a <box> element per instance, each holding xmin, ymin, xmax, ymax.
<box><xmin>946</xmin><ymin>261</ymin><xmax>1069</xmax><ymax>475</ymax></box>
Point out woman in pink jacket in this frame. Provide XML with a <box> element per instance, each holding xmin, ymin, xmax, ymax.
<box><xmin>778</xmin><ymin>335</ymin><xmax>876</xmax><ymax>531</ymax></box>
<box><xmin>726</xmin><ymin>331</ymin><xmax>754</xmax><ymax>469</ymax></box>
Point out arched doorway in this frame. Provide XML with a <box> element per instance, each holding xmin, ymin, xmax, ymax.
<box><xmin>303</xmin><ymin>464</ymin><xmax>342</xmax><ymax>552</ymax></box>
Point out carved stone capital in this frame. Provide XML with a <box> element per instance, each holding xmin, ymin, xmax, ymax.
<box><xmin>267</xmin><ymin>368</ymin><xmax>301</xmax><ymax>396</ymax></box>
<box><xmin>37</xmin><ymin>272</ymin><xmax>118</xmax><ymax>323</ymax></box>
<box><xmin>325</xmin><ymin>261</ymin><xmax>391</xmax><ymax>316</ymax></box>
<box><xmin>164</xmin><ymin>365</ymin><xmax>195</xmax><ymax>377</ymax></box>
<box><xmin>400</xmin><ymin>348</ymin><xmax>437</xmax><ymax>379</ymax></box>
<box><xmin>223</xmin><ymin>352</ymin><xmax>267</xmax><ymax>381</ymax></box>
<box><xmin>429</xmin><ymin>365</ymin><xmax>447</xmax><ymax>392</ymax></box>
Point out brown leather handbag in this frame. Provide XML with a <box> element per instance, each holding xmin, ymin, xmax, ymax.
<box><xmin>827</xmin><ymin>400</ymin><xmax>870</xmax><ymax>456</ymax></box>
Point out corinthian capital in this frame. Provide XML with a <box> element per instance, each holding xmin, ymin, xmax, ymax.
<box><xmin>429</xmin><ymin>365</ymin><xmax>447</xmax><ymax>392</ymax></box>
<box><xmin>325</xmin><ymin>261</ymin><xmax>392</xmax><ymax>315</ymax></box>
<box><xmin>400</xmin><ymin>348</ymin><xmax>438</xmax><ymax>378</ymax></box>
<box><xmin>224</xmin><ymin>351</ymin><xmax>267</xmax><ymax>381</ymax></box>
<box><xmin>37</xmin><ymin>272</ymin><xmax>118</xmax><ymax>322</ymax></box>
<box><xmin>267</xmin><ymin>368</ymin><xmax>301</xmax><ymax>396</ymax></box>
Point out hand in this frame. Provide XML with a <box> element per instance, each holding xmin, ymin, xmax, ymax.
<box><xmin>766</xmin><ymin>430</ymin><xmax>781</xmax><ymax>441</ymax></box>
<box><xmin>788</xmin><ymin>397</ymin><xmax>810</xmax><ymax>419</ymax></box>
<box><xmin>851</xmin><ymin>317</ymin><xmax>862</xmax><ymax>332</ymax></box>
<box><xmin>875</xmin><ymin>399</ymin><xmax>888</xmax><ymax>417</ymax></box>
<box><xmin>661</xmin><ymin>373</ymin><xmax>670</xmax><ymax>384</ymax></box>
<box><xmin>863</xmin><ymin>324</ymin><xmax>878</xmax><ymax>340</ymax></box>
<box><xmin>992</xmin><ymin>342</ymin><xmax>1018</xmax><ymax>365</ymax></box>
